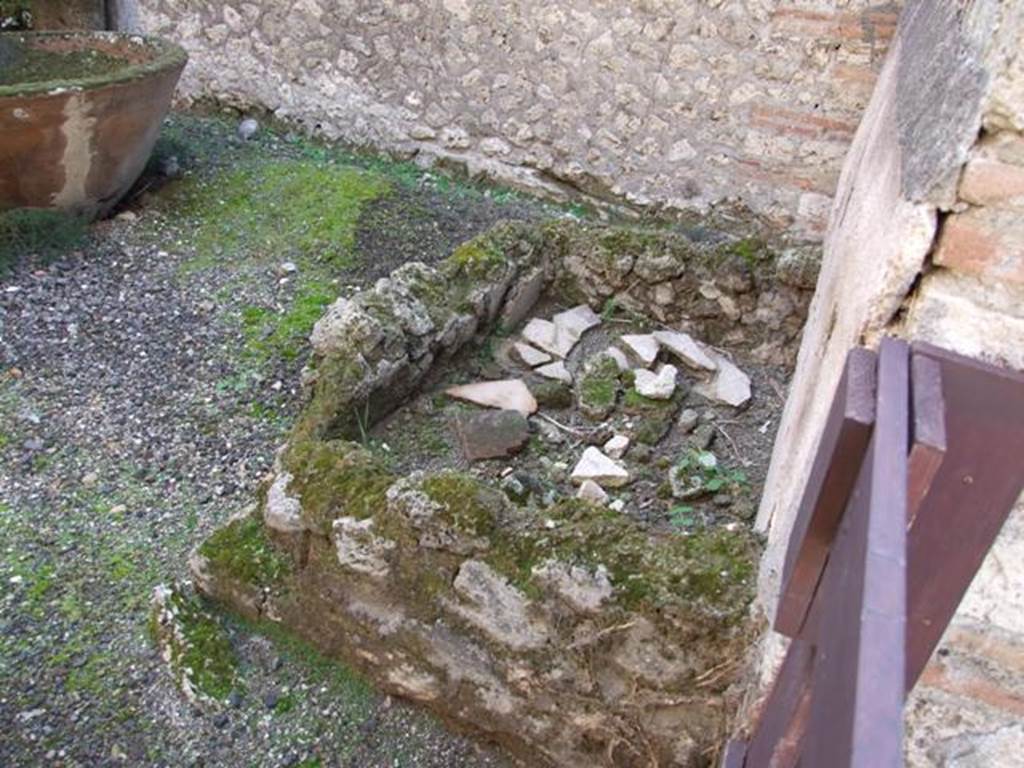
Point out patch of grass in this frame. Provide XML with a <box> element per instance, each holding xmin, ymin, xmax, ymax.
<box><xmin>174</xmin><ymin>160</ymin><xmax>388</xmax><ymax>271</ymax></box>
<box><xmin>0</xmin><ymin>208</ymin><xmax>89</xmax><ymax>274</ymax></box>
<box><xmin>241</xmin><ymin>279</ymin><xmax>335</xmax><ymax>361</ymax></box>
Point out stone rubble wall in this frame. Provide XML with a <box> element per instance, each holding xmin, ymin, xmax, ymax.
<box><xmin>191</xmin><ymin>220</ymin><xmax>809</xmax><ymax>767</ymax></box>
<box><xmin>127</xmin><ymin>0</ymin><xmax>899</xmax><ymax>241</ymax></box>
<box><xmin>753</xmin><ymin>2</ymin><xmax>1024</xmax><ymax>764</ymax></box>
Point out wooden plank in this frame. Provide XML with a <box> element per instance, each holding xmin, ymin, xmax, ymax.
<box><xmin>905</xmin><ymin>342</ymin><xmax>1024</xmax><ymax>690</ymax></box>
<box><xmin>743</xmin><ymin>632</ymin><xmax>816</xmax><ymax>768</ymax></box>
<box><xmin>720</xmin><ymin>740</ymin><xmax>748</xmax><ymax>768</ymax></box>
<box><xmin>907</xmin><ymin>354</ymin><xmax>946</xmax><ymax>526</ymax></box>
<box><xmin>801</xmin><ymin>337</ymin><xmax>907</xmax><ymax>768</ymax></box>
<box><xmin>774</xmin><ymin>347</ymin><xmax>877</xmax><ymax>637</ymax></box>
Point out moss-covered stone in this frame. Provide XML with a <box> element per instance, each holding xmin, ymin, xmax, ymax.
<box><xmin>197</xmin><ymin>511</ymin><xmax>290</xmax><ymax>589</ymax></box>
<box><xmin>576</xmin><ymin>355</ymin><xmax>622</xmax><ymax>420</ymax></box>
<box><xmin>149</xmin><ymin>584</ymin><xmax>239</xmax><ymax>705</ymax></box>
<box><xmin>622</xmin><ymin>376</ymin><xmax>685</xmax><ymax>445</ymax></box>
<box><xmin>283</xmin><ymin>439</ymin><xmax>395</xmax><ymax>536</ymax></box>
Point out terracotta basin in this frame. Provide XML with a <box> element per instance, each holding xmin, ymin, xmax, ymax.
<box><xmin>0</xmin><ymin>31</ymin><xmax>187</xmax><ymax>219</ymax></box>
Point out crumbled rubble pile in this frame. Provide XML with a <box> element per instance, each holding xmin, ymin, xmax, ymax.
<box><xmin>186</xmin><ymin>220</ymin><xmax>811</xmax><ymax>767</ymax></box>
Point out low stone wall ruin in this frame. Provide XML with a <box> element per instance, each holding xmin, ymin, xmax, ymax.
<box><xmin>188</xmin><ymin>220</ymin><xmax>813</xmax><ymax>767</ymax></box>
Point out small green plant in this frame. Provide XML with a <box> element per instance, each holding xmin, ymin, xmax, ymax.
<box><xmin>600</xmin><ymin>296</ymin><xmax>618</xmax><ymax>321</ymax></box>
<box><xmin>669</xmin><ymin>505</ymin><xmax>696</xmax><ymax>529</ymax></box>
<box><xmin>673</xmin><ymin>449</ymin><xmax>748</xmax><ymax>499</ymax></box>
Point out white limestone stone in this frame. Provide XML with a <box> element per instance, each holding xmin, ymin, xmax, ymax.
<box><xmin>512</xmin><ymin>341</ymin><xmax>552</xmax><ymax>367</ymax></box>
<box><xmin>535</xmin><ymin>360</ymin><xmax>573</xmax><ymax>384</ymax></box>
<box><xmin>522</xmin><ymin>317</ymin><xmax>578</xmax><ymax>358</ymax></box>
<box><xmin>446</xmin><ymin>379</ymin><xmax>539</xmax><ymax>415</ymax></box>
<box><xmin>603</xmin><ymin>434</ymin><xmax>630</xmax><ymax>460</ymax></box>
<box><xmin>552</xmin><ymin>304</ymin><xmax>601</xmax><ymax>338</ymax></box>
<box><xmin>570</xmin><ymin>447</ymin><xmax>631</xmax><ymax>488</ymax></box>
<box><xmin>653</xmin><ymin>330</ymin><xmax>718</xmax><ymax>371</ymax></box>
<box><xmin>633</xmin><ymin>364</ymin><xmax>678</xmax><ymax>400</ymax></box>
<box><xmin>603</xmin><ymin>346</ymin><xmax>630</xmax><ymax>371</ymax></box>
<box><xmin>694</xmin><ymin>354</ymin><xmax>751</xmax><ymax>407</ymax></box>
<box><xmin>620</xmin><ymin>334</ymin><xmax>659</xmax><ymax>367</ymax></box>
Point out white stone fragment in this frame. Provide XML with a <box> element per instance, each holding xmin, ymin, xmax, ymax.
<box><xmin>608</xmin><ymin>499</ymin><xmax>626</xmax><ymax>513</ymax></box>
<box><xmin>633</xmin><ymin>364</ymin><xmax>678</xmax><ymax>400</ymax></box>
<box><xmin>264</xmin><ymin>470</ymin><xmax>304</xmax><ymax>533</ymax></box>
<box><xmin>512</xmin><ymin>341</ymin><xmax>552</xmax><ymax>367</ymax></box>
<box><xmin>535</xmin><ymin>361</ymin><xmax>573</xmax><ymax>384</ymax></box>
<box><xmin>620</xmin><ymin>334</ymin><xmax>659</xmax><ymax>367</ymax></box>
<box><xmin>531</xmin><ymin>560</ymin><xmax>614</xmax><ymax>613</ymax></box>
<box><xmin>695</xmin><ymin>354</ymin><xmax>752</xmax><ymax>407</ymax></box>
<box><xmin>446</xmin><ymin>379</ymin><xmax>538</xmax><ymax>415</ymax></box>
<box><xmin>576</xmin><ymin>479</ymin><xmax>609</xmax><ymax>504</ymax></box>
<box><xmin>333</xmin><ymin>517</ymin><xmax>396</xmax><ymax>578</ymax></box>
<box><xmin>653</xmin><ymin>330</ymin><xmax>718</xmax><ymax>371</ymax></box>
<box><xmin>451</xmin><ymin>561</ymin><xmax>550</xmax><ymax>650</ymax></box>
<box><xmin>522</xmin><ymin>317</ymin><xmax>578</xmax><ymax>358</ymax></box>
<box><xmin>603</xmin><ymin>434</ymin><xmax>631</xmax><ymax>460</ymax></box>
<box><xmin>570</xmin><ymin>447</ymin><xmax>631</xmax><ymax>488</ymax></box>
<box><xmin>552</xmin><ymin>304</ymin><xmax>601</xmax><ymax>338</ymax></box>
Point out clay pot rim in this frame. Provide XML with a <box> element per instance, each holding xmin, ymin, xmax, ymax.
<box><xmin>0</xmin><ymin>30</ymin><xmax>188</xmax><ymax>100</ymax></box>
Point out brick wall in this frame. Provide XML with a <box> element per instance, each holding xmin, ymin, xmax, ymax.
<box><xmin>125</xmin><ymin>0</ymin><xmax>899</xmax><ymax>241</ymax></box>
<box><xmin>755</xmin><ymin>1</ymin><xmax>1024</xmax><ymax>763</ymax></box>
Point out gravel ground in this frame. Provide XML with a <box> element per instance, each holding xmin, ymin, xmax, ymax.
<box><xmin>0</xmin><ymin>113</ymin><xmax>557</xmax><ymax>768</ymax></box>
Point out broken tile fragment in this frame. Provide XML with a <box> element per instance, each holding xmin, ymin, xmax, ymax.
<box><xmin>619</xmin><ymin>334</ymin><xmax>659</xmax><ymax>367</ymax></box>
<box><xmin>576</xmin><ymin>479</ymin><xmax>609</xmax><ymax>504</ymax></box>
<box><xmin>552</xmin><ymin>304</ymin><xmax>601</xmax><ymax>338</ymax></box>
<box><xmin>603</xmin><ymin>434</ymin><xmax>630</xmax><ymax>460</ymax></box>
<box><xmin>570</xmin><ymin>447</ymin><xmax>631</xmax><ymax>488</ymax></box>
<box><xmin>456</xmin><ymin>410</ymin><xmax>530</xmax><ymax>461</ymax></box>
<box><xmin>446</xmin><ymin>379</ymin><xmax>538</xmax><ymax>415</ymax></box>
<box><xmin>633</xmin><ymin>364</ymin><xmax>678</xmax><ymax>400</ymax></box>
<box><xmin>535</xmin><ymin>361</ymin><xmax>573</xmax><ymax>384</ymax></box>
<box><xmin>522</xmin><ymin>318</ymin><xmax>578</xmax><ymax>358</ymax></box>
<box><xmin>653</xmin><ymin>330</ymin><xmax>718</xmax><ymax>371</ymax></box>
<box><xmin>694</xmin><ymin>354</ymin><xmax>751</xmax><ymax>408</ymax></box>
<box><xmin>512</xmin><ymin>341</ymin><xmax>552</xmax><ymax>368</ymax></box>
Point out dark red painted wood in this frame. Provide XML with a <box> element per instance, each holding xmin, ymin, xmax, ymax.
<box><xmin>904</xmin><ymin>342</ymin><xmax>1024</xmax><ymax>690</ymax></box>
<box><xmin>801</xmin><ymin>337</ymin><xmax>907</xmax><ymax>768</ymax></box>
<box><xmin>720</xmin><ymin>740</ymin><xmax>748</xmax><ymax>768</ymax></box>
<box><xmin>907</xmin><ymin>354</ymin><xmax>946</xmax><ymax>526</ymax></box>
<box><xmin>775</xmin><ymin>347</ymin><xmax>877</xmax><ymax>637</ymax></box>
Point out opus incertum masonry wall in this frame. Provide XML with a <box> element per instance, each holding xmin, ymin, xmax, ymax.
<box><xmin>126</xmin><ymin>0</ymin><xmax>899</xmax><ymax>242</ymax></box>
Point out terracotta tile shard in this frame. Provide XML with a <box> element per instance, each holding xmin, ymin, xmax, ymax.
<box><xmin>446</xmin><ymin>379</ymin><xmax>539</xmax><ymax>415</ymax></box>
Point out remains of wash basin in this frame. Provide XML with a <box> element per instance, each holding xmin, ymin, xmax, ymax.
<box><xmin>0</xmin><ymin>32</ymin><xmax>186</xmax><ymax>219</ymax></box>
<box><xmin>183</xmin><ymin>221</ymin><xmax>816</xmax><ymax>767</ymax></box>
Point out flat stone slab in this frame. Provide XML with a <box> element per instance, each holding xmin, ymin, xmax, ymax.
<box><xmin>620</xmin><ymin>334</ymin><xmax>659</xmax><ymax>367</ymax></box>
<box><xmin>456</xmin><ymin>409</ymin><xmax>531</xmax><ymax>461</ymax></box>
<box><xmin>570</xmin><ymin>447</ymin><xmax>631</xmax><ymax>488</ymax></box>
<box><xmin>535</xmin><ymin>360</ymin><xmax>573</xmax><ymax>384</ymax></box>
<box><xmin>552</xmin><ymin>304</ymin><xmax>601</xmax><ymax>338</ymax></box>
<box><xmin>694</xmin><ymin>354</ymin><xmax>751</xmax><ymax>407</ymax></box>
<box><xmin>633</xmin><ymin>364</ymin><xmax>678</xmax><ymax>400</ymax></box>
<box><xmin>522</xmin><ymin>318</ymin><xmax>578</xmax><ymax>358</ymax></box>
<box><xmin>446</xmin><ymin>379</ymin><xmax>539</xmax><ymax>415</ymax></box>
<box><xmin>603</xmin><ymin>434</ymin><xmax>630</xmax><ymax>460</ymax></box>
<box><xmin>512</xmin><ymin>341</ymin><xmax>552</xmax><ymax>368</ymax></box>
<box><xmin>653</xmin><ymin>330</ymin><xmax>718</xmax><ymax>371</ymax></box>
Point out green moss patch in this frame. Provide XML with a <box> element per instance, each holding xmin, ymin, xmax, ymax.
<box><xmin>173</xmin><ymin>160</ymin><xmax>388</xmax><ymax>270</ymax></box>
<box><xmin>198</xmin><ymin>511</ymin><xmax>290</xmax><ymax>588</ymax></box>
<box><xmin>284</xmin><ymin>440</ymin><xmax>395</xmax><ymax>536</ymax></box>
<box><xmin>577</xmin><ymin>355</ymin><xmax>623</xmax><ymax>419</ymax></box>
<box><xmin>149</xmin><ymin>586</ymin><xmax>239</xmax><ymax>704</ymax></box>
<box><xmin>486</xmin><ymin>500</ymin><xmax>758</xmax><ymax>619</ymax></box>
